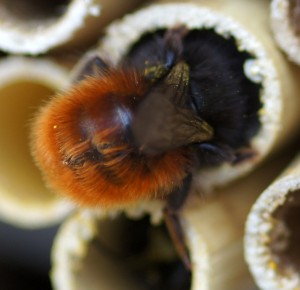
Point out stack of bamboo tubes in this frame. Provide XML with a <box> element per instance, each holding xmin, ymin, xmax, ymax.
<box><xmin>0</xmin><ymin>1</ymin><xmax>300</xmax><ymax>290</ymax></box>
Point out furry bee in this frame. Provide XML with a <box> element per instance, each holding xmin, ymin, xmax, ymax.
<box><xmin>30</xmin><ymin>27</ymin><xmax>260</xmax><ymax>267</ymax></box>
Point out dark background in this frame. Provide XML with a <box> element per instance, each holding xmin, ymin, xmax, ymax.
<box><xmin>0</xmin><ymin>221</ymin><xmax>59</xmax><ymax>290</ymax></box>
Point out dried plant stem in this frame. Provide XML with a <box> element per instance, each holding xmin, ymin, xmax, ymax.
<box><xmin>0</xmin><ymin>56</ymin><xmax>74</xmax><ymax>228</ymax></box>
<box><xmin>245</xmin><ymin>154</ymin><xmax>300</xmax><ymax>290</ymax></box>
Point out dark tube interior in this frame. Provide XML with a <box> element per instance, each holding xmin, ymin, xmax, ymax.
<box><xmin>1</xmin><ymin>0</ymin><xmax>71</xmax><ymax>21</ymax></box>
<box><xmin>93</xmin><ymin>216</ymin><xmax>191</xmax><ymax>290</ymax></box>
<box><xmin>289</xmin><ymin>0</ymin><xmax>300</xmax><ymax>35</ymax></box>
<box><xmin>270</xmin><ymin>190</ymin><xmax>300</xmax><ymax>274</ymax></box>
<box><xmin>124</xmin><ymin>28</ymin><xmax>262</xmax><ymax>168</ymax></box>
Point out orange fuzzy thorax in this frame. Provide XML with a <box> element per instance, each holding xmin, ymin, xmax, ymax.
<box><xmin>31</xmin><ymin>70</ymin><xmax>190</xmax><ymax>207</ymax></box>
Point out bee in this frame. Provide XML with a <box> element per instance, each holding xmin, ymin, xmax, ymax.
<box><xmin>30</xmin><ymin>26</ymin><xmax>261</xmax><ymax>267</ymax></box>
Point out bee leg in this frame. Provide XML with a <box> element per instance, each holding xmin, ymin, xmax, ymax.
<box><xmin>71</xmin><ymin>52</ymin><xmax>110</xmax><ymax>83</ymax></box>
<box><xmin>163</xmin><ymin>209</ymin><xmax>191</xmax><ymax>270</ymax></box>
<box><xmin>164</xmin><ymin>174</ymin><xmax>192</xmax><ymax>269</ymax></box>
<box><xmin>232</xmin><ymin>148</ymin><xmax>256</xmax><ymax>165</ymax></box>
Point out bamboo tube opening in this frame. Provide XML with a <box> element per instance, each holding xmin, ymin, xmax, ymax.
<box><xmin>51</xmin><ymin>211</ymin><xmax>194</xmax><ymax>290</ymax></box>
<box><xmin>270</xmin><ymin>190</ymin><xmax>300</xmax><ymax>275</ymax></box>
<box><xmin>98</xmin><ymin>1</ymin><xmax>300</xmax><ymax>192</ymax></box>
<box><xmin>0</xmin><ymin>0</ymin><xmax>86</xmax><ymax>54</ymax></box>
<box><xmin>0</xmin><ymin>81</ymin><xmax>55</xmax><ymax>205</ymax></box>
<box><xmin>125</xmin><ymin>28</ymin><xmax>262</xmax><ymax>164</ymax></box>
<box><xmin>245</xmin><ymin>155</ymin><xmax>300</xmax><ymax>289</ymax></box>
<box><xmin>0</xmin><ymin>57</ymin><xmax>73</xmax><ymax>227</ymax></box>
<box><xmin>0</xmin><ymin>0</ymin><xmax>145</xmax><ymax>54</ymax></box>
<box><xmin>0</xmin><ymin>0</ymin><xmax>71</xmax><ymax>23</ymax></box>
<box><xmin>85</xmin><ymin>215</ymin><xmax>191</xmax><ymax>290</ymax></box>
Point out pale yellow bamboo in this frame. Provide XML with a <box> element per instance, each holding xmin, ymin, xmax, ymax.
<box><xmin>0</xmin><ymin>56</ymin><xmax>74</xmax><ymax>228</ymax></box>
<box><xmin>0</xmin><ymin>0</ymin><xmax>143</xmax><ymax>55</ymax></box>
<box><xmin>245</xmin><ymin>154</ymin><xmax>300</xmax><ymax>290</ymax></box>
<box><xmin>51</xmin><ymin>152</ymin><xmax>292</xmax><ymax>290</ymax></box>
<box><xmin>271</xmin><ymin>0</ymin><xmax>300</xmax><ymax>65</ymax></box>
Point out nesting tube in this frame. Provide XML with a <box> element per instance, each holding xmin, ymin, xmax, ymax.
<box><xmin>96</xmin><ymin>0</ymin><xmax>300</xmax><ymax>194</ymax></box>
<box><xmin>0</xmin><ymin>57</ymin><xmax>73</xmax><ymax>228</ymax></box>
<box><xmin>245</xmin><ymin>154</ymin><xmax>300</xmax><ymax>290</ymax></box>
<box><xmin>271</xmin><ymin>0</ymin><xmax>300</xmax><ymax>65</ymax></box>
<box><xmin>0</xmin><ymin>0</ymin><xmax>143</xmax><ymax>55</ymax></box>
<box><xmin>51</xmin><ymin>152</ymin><xmax>293</xmax><ymax>290</ymax></box>
<box><xmin>34</xmin><ymin>1</ymin><xmax>300</xmax><ymax>287</ymax></box>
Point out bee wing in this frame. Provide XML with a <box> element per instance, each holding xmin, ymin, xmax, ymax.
<box><xmin>132</xmin><ymin>62</ymin><xmax>213</xmax><ymax>155</ymax></box>
<box><xmin>70</xmin><ymin>52</ymin><xmax>109</xmax><ymax>84</ymax></box>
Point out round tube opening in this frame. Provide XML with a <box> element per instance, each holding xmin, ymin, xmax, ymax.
<box><xmin>0</xmin><ymin>0</ymin><xmax>71</xmax><ymax>27</ymax></box>
<box><xmin>270</xmin><ymin>190</ymin><xmax>300</xmax><ymax>275</ymax></box>
<box><xmin>74</xmin><ymin>215</ymin><xmax>192</xmax><ymax>290</ymax></box>
<box><xmin>0</xmin><ymin>81</ymin><xmax>59</xmax><ymax>207</ymax></box>
<box><xmin>124</xmin><ymin>28</ymin><xmax>262</xmax><ymax>169</ymax></box>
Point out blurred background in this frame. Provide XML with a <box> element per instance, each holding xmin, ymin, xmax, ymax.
<box><xmin>0</xmin><ymin>222</ymin><xmax>59</xmax><ymax>290</ymax></box>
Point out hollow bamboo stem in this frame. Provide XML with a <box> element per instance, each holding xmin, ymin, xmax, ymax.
<box><xmin>96</xmin><ymin>0</ymin><xmax>300</xmax><ymax>192</ymax></box>
<box><xmin>0</xmin><ymin>0</ymin><xmax>143</xmax><ymax>55</ymax></box>
<box><xmin>0</xmin><ymin>56</ymin><xmax>74</xmax><ymax>228</ymax></box>
<box><xmin>245</xmin><ymin>154</ymin><xmax>300</xmax><ymax>290</ymax></box>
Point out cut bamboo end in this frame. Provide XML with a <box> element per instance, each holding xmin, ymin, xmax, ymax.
<box><xmin>245</xmin><ymin>154</ymin><xmax>300</xmax><ymax>290</ymax></box>
<box><xmin>271</xmin><ymin>0</ymin><xmax>300</xmax><ymax>65</ymax></box>
<box><xmin>0</xmin><ymin>57</ymin><xmax>74</xmax><ymax>228</ymax></box>
<box><xmin>96</xmin><ymin>0</ymin><xmax>300</xmax><ymax>192</ymax></box>
<box><xmin>51</xmin><ymin>153</ymin><xmax>291</xmax><ymax>290</ymax></box>
<box><xmin>0</xmin><ymin>0</ymin><xmax>143</xmax><ymax>55</ymax></box>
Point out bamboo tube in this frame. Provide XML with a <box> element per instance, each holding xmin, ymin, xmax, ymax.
<box><xmin>270</xmin><ymin>0</ymin><xmax>300</xmax><ymax>65</ymax></box>
<box><xmin>51</xmin><ymin>152</ymin><xmax>293</xmax><ymax>290</ymax></box>
<box><xmin>0</xmin><ymin>56</ymin><xmax>74</xmax><ymax>228</ymax></box>
<box><xmin>0</xmin><ymin>0</ymin><xmax>143</xmax><ymax>55</ymax></box>
<box><xmin>96</xmin><ymin>0</ymin><xmax>300</xmax><ymax>194</ymax></box>
<box><xmin>245</xmin><ymin>154</ymin><xmax>300</xmax><ymax>290</ymax></box>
